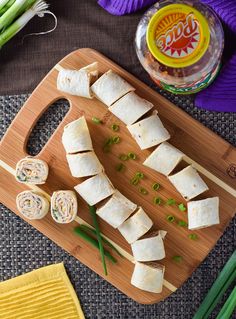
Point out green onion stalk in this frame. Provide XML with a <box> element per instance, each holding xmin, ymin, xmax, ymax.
<box><xmin>0</xmin><ymin>0</ymin><xmax>10</xmax><ymax>12</ymax></box>
<box><xmin>0</xmin><ymin>0</ymin><xmax>16</xmax><ymax>16</ymax></box>
<box><xmin>89</xmin><ymin>205</ymin><xmax>108</xmax><ymax>276</ymax></box>
<box><xmin>0</xmin><ymin>0</ymin><xmax>29</xmax><ymax>29</ymax></box>
<box><xmin>0</xmin><ymin>0</ymin><xmax>51</xmax><ymax>48</ymax></box>
<box><xmin>216</xmin><ymin>286</ymin><xmax>236</xmax><ymax>319</ymax></box>
<box><xmin>0</xmin><ymin>1</ymin><xmax>15</xmax><ymax>16</ymax></box>
<box><xmin>193</xmin><ymin>250</ymin><xmax>236</xmax><ymax>319</ymax></box>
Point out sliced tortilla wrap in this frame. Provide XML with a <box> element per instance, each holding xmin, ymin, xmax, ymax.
<box><xmin>127</xmin><ymin>112</ymin><xmax>170</xmax><ymax>150</ymax></box>
<box><xmin>131</xmin><ymin>262</ymin><xmax>165</xmax><ymax>293</ymax></box>
<box><xmin>168</xmin><ymin>165</ymin><xmax>209</xmax><ymax>201</ymax></box>
<box><xmin>80</xmin><ymin>62</ymin><xmax>99</xmax><ymax>80</ymax></box>
<box><xmin>118</xmin><ymin>207</ymin><xmax>153</xmax><ymax>244</ymax></box>
<box><xmin>15</xmin><ymin>157</ymin><xmax>49</xmax><ymax>184</ymax></box>
<box><xmin>143</xmin><ymin>142</ymin><xmax>184</xmax><ymax>176</ymax></box>
<box><xmin>51</xmin><ymin>190</ymin><xmax>78</xmax><ymax>224</ymax></box>
<box><xmin>16</xmin><ymin>190</ymin><xmax>49</xmax><ymax>220</ymax></box>
<box><xmin>159</xmin><ymin>230</ymin><xmax>167</xmax><ymax>239</ymax></box>
<box><xmin>188</xmin><ymin>197</ymin><xmax>220</xmax><ymax>230</ymax></box>
<box><xmin>74</xmin><ymin>173</ymin><xmax>115</xmax><ymax>206</ymax></box>
<box><xmin>109</xmin><ymin>91</ymin><xmax>153</xmax><ymax>125</ymax></box>
<box><xmin>131</xmin><ymin>232</ymin><xmax>166</xmax><ymax>262</ymax></box>
<box><xmin>66</xmin><ymin>152</ymin><xmax>103</xmax><ymax>178</ymax></box>
<box><xmin>91</xmin><ymin>70</ymin><xmax>135</xmax><ymax>106</ymax></box>
<box><xmin>57</xmin><ymin>62</ymin><xmax>98</xmax><ymax>98</ymax></box>
<box><xmin>62</xmin><ymin>116</ymin><xmax>93</xmax><ymax>154</ymax></box>
<box><xmin>96</xmin><ymin>190</ymin><xmax>137</xmax><ymax>228</ymax></box>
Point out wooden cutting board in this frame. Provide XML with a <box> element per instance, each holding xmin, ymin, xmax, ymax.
<box><xmin>0</xmin><ymin>48</ymin><xmax>235</xmax><ymax>304</ymax></box>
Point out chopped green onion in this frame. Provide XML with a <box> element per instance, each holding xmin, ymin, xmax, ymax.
<box><xmin>139</xmin><ymin>187</ymin><xmax>148</xmax><ymax>195</ymax></box>
<box><xmin>112</xmin><ymin>136</ymin><xmax>120</xmax><ymax>144</ymax></box>
<box><xmin>166</xmin><ymin>198</ymin><xmax>176</xmax><ymax>206</ymax></box>
<box><xmin>111</xmin><ymin>124</ymin><xmax>119</xmax><ymax>132</ymax></box>
<box><xmin>92</xmin><ymin>116</ymin><xmax>102</xmax><ymax>124</ymax></box>
<box><xmin>128</xmin><ymin>152</ymin><xmax>137</xmax><ymax>160</ymax></box>
<box><xmin>153</xmin><ymin>197</ymin><xmax>162</xmax><ymax>205</ymax></box>
<box><xmin>104</xmin><ymin>137</ymin><xmax>113</xmax><ymax>145</ymax></box>
<box><xmin>52</xmin><ymin>209</ymin><xmax>58</xmax><ymax>220</ymax></box>
<box><xmin>130</xmin><ymin>177</ymin><xmax>139</xmax><ymax>185</ymax></box>
<box><xmin>193</xmin><ymin>251</ymin><xmax>236</xmax><ymax>319</ymax></box>
<box><xmin>74</xmin><ymin>227</ymin><xmax>117</xmax><ymax>264</ymax></box>
<box><xmin>103</xmin><ymin>145</ymin><xmax>110</xmax><ymax>153</ymax></box>
<box><xmin>178</xmin><ymin>220</ymin><xmax>188</xmax><ymax>227</ymax></box>
<box><xmin>178</xmin><ymin>203</ymin><xmax>187</xmax><ymax>212</ymax></box>
<box><xmin>88</xmin><ymin>205</ymin><xmax>107</xmax><ymax>275</ymax></box>
<box><xmin>188</xmin><ymin>233</ymin><xmax>198</xmax><ymax>240</ymax></box>
<box><xmin>152</xmin><ymin>183</ymin><xmax>160</xmax><ymax>191</ymax></box>
<box><xmin>167</xmin><ymin>215</ymin><xmax>175</xmax><ymax>223</ymax></box>
<box><xmin>116</xmin><ymin>163</ymin><xmax>125</xmax><ymax>172</ymax></box>
<box><xmin>16</xmin><ymin>175</ymin><xmax>27</xmax><ymax>182</ymax></box>
<box><xmin>119</xmin><ymin>154</ymin><xmax>128</xmax><ymax>161</ymax></box>
<box><xmin>103</xmin><ymin>137</ymin><xmax>113</xmax><ymax>152</ymax></box>
<box><xmin>78</xmin><ymin>224</ymin><xmax>123</xmax><ymax>257</ymax></box>
<box><xmin>172</xmin><ymin>255</ymin><xmax>183</xmax><ymax>263</ymax></box>
<box><xmin>135</xmin><ymin>172</ymin><xmax>144</xmax><ymax>179</ymax></box>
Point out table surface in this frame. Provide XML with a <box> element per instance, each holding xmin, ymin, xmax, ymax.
<box><xmin>0</xmin><ymin>1</ymin><xmax>236</xmax><ymax>318</ymax></box>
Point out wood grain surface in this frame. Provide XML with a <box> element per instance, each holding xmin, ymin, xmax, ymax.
<box><xmin>0</xmin><ymin>48</ymin><xmax>235</xmax><ymax>304</ymax></box>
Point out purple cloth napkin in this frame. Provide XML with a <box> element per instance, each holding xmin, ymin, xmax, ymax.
<box><xmin>98</xmin><ymin>0</ymin><xmax>236</xmax><ymax>112</ymax></box>
<box><xmin>98</xmin><ymin>0</ymin><xmax>157</xmax><ymax>15</ymax></box>
<box><xmin>195</xmin><ymin>54</ymin><xmax>236</xmax><ymax>112</ymax></box>
<box><xmin>196</xmin><ymin>0</ymin><xmax>236</xmax><ymax>112</ymax></box>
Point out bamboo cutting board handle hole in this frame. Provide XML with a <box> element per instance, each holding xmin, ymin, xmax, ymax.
<box><xmin>26</xmin><ymin>99</ymin><xmax>70</xmax><ymax>156</ymax></box>
<box><xmin>0</xmin><ymin>74</ymin><xmax>70</xmax><ymax>158</ymax></box>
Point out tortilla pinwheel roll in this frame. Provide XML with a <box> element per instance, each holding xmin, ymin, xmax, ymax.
<box><xmin>51</xmin><ymin>190</ymin><xmax>78</xmax><ymax>223</ymax></box>
<box><xmin>159</xmin><ymin>230</ymin><xmax>167</xmax><ymax>239</ymax></box>
<box><xmin>143</xmin><ymin>142</ymin><xmax>184</xmax><ymax>176</ymax></box>
<box><xmin>57</xmin><ymin>62</ymin><xmax>98</xmax><ymax>98</ymax></box>
<box><xmin>74</xmin><ymin>173</ymin><xmax>115</xmax><ymax>206</ymax></box>
<box><xmin>127</xmin><ymin>112</ymin><xmax>170</xmax><ymax>150</ymax></box>
<box><xmin>15</xmin><ymin>157</ymin><xmax>49</xmax><ymax>184</ymax></box>
<box><xmin>16</xmin><ymin>190</ymin><xmax>49</xmax><ymax>220</ymax></box>
<box><xmin>118</xmin><ymin>207</ymin><xmax>153</xmax><ymax>244</ymax></box>
<box><xmin>109</xmin><ymin>92</ymin><xmax>153</xmax><ymax>125</ymax></box>
<box><xmin>188</xmin><ymin>197</ymin><xmax>220</xmax><ymax>230</ymax></box>
<box><xmin>62</xmin><ymin>116</ymin><xmax>93</xmax><ymax>154</ymax></box>
<box><xmin>66</xmin><ymin>152</ymin><xmax>103</xmax><ymax>178</ymax></box>
<box><xmin>91</xmin><ymin>70</ymin><xmax>135</xmax><ymax>106</ymax></box>
<box><xmin>96</xmin><ymin>190</ymin><xmax>137</xmax><ymax>228</ymax></box>
<box><xmin>131</xmin><ymin>231</ymin><xmax>166</xmax><ymax>262</ymax></box>
<box><xmin>131</xmin><ymin>262</ymin><xmax>165</xmax><ymax>293</ymax></box>
<box><xmin>168</xmin><ymin>165</ymin><xmax>209</xmax><ymax>201</ymax></box>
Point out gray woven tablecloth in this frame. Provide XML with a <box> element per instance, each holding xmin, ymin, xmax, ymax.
<box><xmin>0</xmin><ymin>93</ymin><xmax>235</xmax><ymax>319</ymax></box>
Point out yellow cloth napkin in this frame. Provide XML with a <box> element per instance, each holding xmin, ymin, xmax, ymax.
<box><xmin>0</xmin><ymin>263</ymin><xmax>85</xmax><ymax>319</ymax></box>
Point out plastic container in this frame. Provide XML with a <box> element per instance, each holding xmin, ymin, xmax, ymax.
<box><xmin>135</xmin><ymin>0</ymin><xmax>224</xmax><ymax>94</ymax></box>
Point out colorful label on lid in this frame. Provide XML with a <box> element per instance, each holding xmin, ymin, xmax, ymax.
<box><xmin>146</xmin><ymin>4</ymin><xmax>210</xmax><ymax>68</ymax></box>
